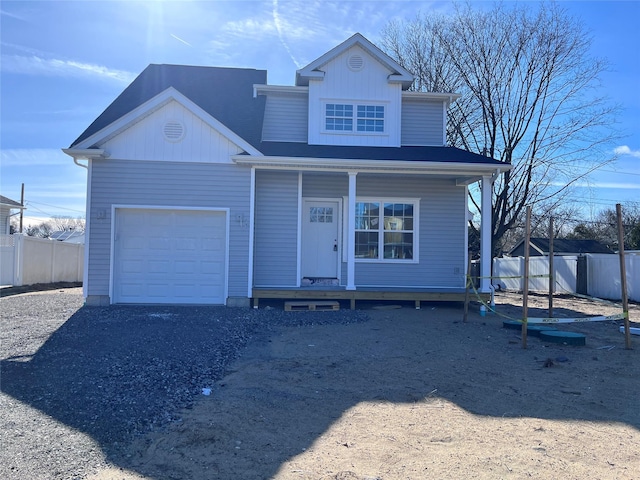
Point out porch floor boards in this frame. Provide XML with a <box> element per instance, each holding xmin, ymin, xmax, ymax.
<box><xmin>252</xmin><ymin>287</ymin><xmax>489</xmax><ymax>310</ymax></box>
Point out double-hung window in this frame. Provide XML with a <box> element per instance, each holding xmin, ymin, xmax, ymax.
<box><xmin>325</xmin><ymin>103</ymin><xmax>384</xmax><ymax>133</ymax></box>
<box><xmin>354</xmin><ymin>199</ymin><xmax>417</xmax><ymax>262</ymax></box>
<box><xmin>357</xmin><ymin>105</ymin><xmax>384</xmax><ymax>132</ymax></box>
<box><xmin>325</xmin><ymin>104</ymin><xmax>353</xmax><ymax>131</ymax></box>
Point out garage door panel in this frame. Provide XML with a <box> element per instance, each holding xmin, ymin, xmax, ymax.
<box><xmin>122</xmin><ymin>261</ymin><xmax>144</xmax><ymax>275</ymax></box>
<box><xmin>118</xmin><ymin>283</ymin><xmax>143</xmax><ymax>297</ymax></box>
<box><xmin>201</xmin><ymin>260</ymin><xmax>224</xmax><ymax>275</ymax></box>
<box><xmin>114</xmin><ymin>209</ymin><xmax>227</xmax><ymax>304</ymax></box>
<box><xmin>176</xmin><ymin>239</ymin><xmax>198</xmax><ymax>251</ymax></box>
<box><xmin>175</xmin><ymin>260</ymin><xmax>196</xmax><ymax>273</ymax></box>
<box><xmin>202</xmin><ymin>237</ymin><xmax>225</xmax><ymax>251</ymax></box>
<box><xmin>149</xmin><ymin>215</ymin><xmax>172</xmax><ymax>228</ymax></box>
<box><xmin>122</xmin><ymin>237</ymin><xmax>145</xmax><ymax>250</ymax></box>
<box><xmin>149</xmin><ymin>260</ymin><xmax>171</xmax><ymax>274</ymax></box>
<box><xmin>148</xmin><ymin>238</ymin><xmax>172</xmax><ymax>251</ymax></box>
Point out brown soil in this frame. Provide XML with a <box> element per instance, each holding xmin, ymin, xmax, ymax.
<box><xmin>88</xmin><ymin>292</ymin><xmax>640</xmax><ymax>480</ymax></box>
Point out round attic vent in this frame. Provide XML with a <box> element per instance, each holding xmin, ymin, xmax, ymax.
<box><xmin>347</xmin><ymin>54</ymin><xmax>364</xmax><ymax>71</ymax></box>
<box><xmin>163</xmin><ymin>121</ymin><xmax>185</xmax><ymax>142</ymax></box>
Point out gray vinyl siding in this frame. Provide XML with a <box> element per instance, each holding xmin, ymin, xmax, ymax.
<box><xmin>0</xmin><ymin>210</ymin><xmax>10</xmax><ymax>234</ymax></box>
<box><xmin>261</xmin><ymin>93</ymin><xmax>308</xmax><ymax>143</ymax></box>
<box><xmin>352</xmin><ymin>175</ymin><xmax>466</xmax><ymax>288</ymax></box>
<box><xmin>87</xmin><ymin>159</ymin><xmax>252</xmax><ymax>298</ymax></box>
<box><xmin>401</xmin><ymin>99</ymin><xmax>444</xmax><ymax>146</ymax></box>
<box><xmin>302</xmin><ymin>173</ymin><xmax>348</xmax><ymax>197</ymax></box>
<box><xmin>253</xmin><ymin>170</ymin><xmax>299</xmax><ymax>286</ymax></box>
<box><xmin>300</xmin><ymin>172</ymin><xmax>466</xmax><ymax>289</ymax></box>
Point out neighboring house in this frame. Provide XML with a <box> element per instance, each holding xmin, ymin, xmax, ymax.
<box><xmin>49</xmin><ymin>230</ymin><xmax>85</xmax><ymax>244</ymax></box>
<box><xmin>508</xmin><ymin>238</ymin><xmax>615</xmax><ymax>257</ymax></box>
<box><xmin>0</xmin><ymin>195</ymin><xmax>24</xmax><ymax>235</ymax></box>
<box><xmin>63</xmin><ymin>33</ymin><xmax>510</xmax><ymax>307</ymax></box>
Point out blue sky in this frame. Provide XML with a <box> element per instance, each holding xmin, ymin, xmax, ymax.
<box><xmin>1</xmin><ymin>0</ymin><xmax>638</xmax><ymax>225</ymax></box>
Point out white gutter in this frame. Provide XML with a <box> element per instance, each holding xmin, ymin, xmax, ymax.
<box><xmin>232</xmin><ymin>155</ymin><xmax>511</xmax><ymax>177</ymax></box>
<box><xmin>63</xmin><ymin>148</ymin><xmax>110</xmax><ymax>169</ymax></box>
<box><xmin>253</xmin><ymin>84</ymin><xmax>309</xmax><ymax>97</ymax></box>
<box><xmin>402</xmin><ymin>91</ymin><xmax>462</xmax><ymax>105</ymax></box>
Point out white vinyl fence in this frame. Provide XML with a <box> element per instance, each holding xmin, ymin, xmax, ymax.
<box><xmin>493</xmin><ymin>253</ymin><xmax>639</xmax><ymax>302</ymax></box>
<box><xmin>587</xmin><ymin>253</ymin><xmax>639</xmax><ymax>302</ymax></box>
<box><xmin>493</xmin><ymin>256</ymin><xmax>577</xmax><ymax>293</ymax></box>
<box><xmin>0</xmin><ymin>234</ymin><xmax>83</xmax><ymax>286</ymax></box>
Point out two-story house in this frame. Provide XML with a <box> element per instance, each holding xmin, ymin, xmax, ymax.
<box><xmin>64</xmin><ymin>33</ymin><xmax>509</xmax><ymax>307</ymax></box>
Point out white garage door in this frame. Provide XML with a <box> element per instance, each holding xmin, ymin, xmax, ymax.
<box><xmin>113</xmin><ymin>208</ymin><xmax>227</xmax><ymax>304</ymax></box>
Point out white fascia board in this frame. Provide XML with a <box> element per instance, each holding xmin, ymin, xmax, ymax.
<box><xmin>62</xmin><ymin>148</ymin><xmax>109</xmax><ymax>160</ymax></box>
<box><xmin>232</xmin><ymin>155</ymin><xmax>511</xmax><ymax>176</ymax></box>
<box><xmin>296</xmin><ymin>33</ymin><xmax>413</xmax><ymax>87</ymax></box>
<box><xmin>0</xmin><ymin>203</ymin><xmax>25</xmax><ymax>210</ymax></box>
<box><xmin>402</xmin><ymin>91</ymin><xmax>462</xmax><ymax>105</ymax></box>
<box><xmin>253</xmin><ymin>84</ymin><xmax>309</xmax><ymax>97</ymax></box>
<box><xmin>73</xmin><ymin>87</ymin><xmax>263</xmax><ymax>157</ymax></box>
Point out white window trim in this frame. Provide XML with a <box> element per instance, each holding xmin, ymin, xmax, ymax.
<box><xmin>322</xmin><ymin>100</ymin><xmax>388</xmax><ymax>136</ymax></box>
<box><xmin>343</xmin><ymin>196</ymin><xmax>420</xmax><ymax>264</ymax></box>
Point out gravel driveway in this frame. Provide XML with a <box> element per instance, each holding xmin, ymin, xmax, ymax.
<box><xmin>0</xmin><ymin>288</ymin><xmax>368</xmax><ymax>480</ymax></box>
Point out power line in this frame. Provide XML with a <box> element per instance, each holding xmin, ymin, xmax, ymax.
<box><xmin>25</xmin><ymin>200</ymin><xmax>85</xmax><ymax>214</ymax></box>
<box><xmin>598</xmin><ymin>169</ymin><xmax>640</xmax><ymax>177</ymax></box>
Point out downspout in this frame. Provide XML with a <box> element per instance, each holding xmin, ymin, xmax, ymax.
<box><xmin>74</xmin><ymin>158</ymin><xmax>88</xmax><ymax>169</ymax></box>
<box><xmin>63</xmin><ymin>148</ymin><xmax>109</xmax><ymax>302</ymax></box>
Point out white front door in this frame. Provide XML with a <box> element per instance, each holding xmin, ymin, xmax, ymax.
<box><xmin>301</xmin><ymin>200</ymin><xmax>340</xmax><ymax>279</ymax></box>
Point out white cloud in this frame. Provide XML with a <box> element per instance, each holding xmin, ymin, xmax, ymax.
<box><xmin>0</xmin><ymin>8</ymin><xmax>27</xmax><ymax>22</ymax></box>
<box><xmin>1</xmin><ymin>53</ymin><xmax>136</xmax><ymax>84</ymax></box>
<box><xmin>561</xmin><ymin>180</ymin><xmax>640</xmax><ymax>190</ymax></box>
<box><xmin>0</xmin><ymin>148</ymin><xmax>69</xmax><ymax>167</ymax></box>
<box><xmin>614</xmin><ymin>145</ymin><xmax>640</xmax><ymax>158</ymax></box>
<box><xmin>170</xmin><ymin>33</ymin><xmax>193</xmax><ymax>47</ymax></box>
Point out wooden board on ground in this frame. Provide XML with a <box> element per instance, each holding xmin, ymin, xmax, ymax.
<box><xmin>284</xmin><ymin>300</ymin><xmax>340</xmax><ymax>312</ymax></box>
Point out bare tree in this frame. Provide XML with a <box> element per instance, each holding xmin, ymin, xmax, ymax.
<box><xmin>12</xmin><ymin>216</ymin><xmax>85</xmax><ymax>238</ymax></box>
<box><xmin>567</xmin><ymin>202</ymin><xmax>640</xmax><ymax>250</ymax></box>
<box><xmin>381</xmin><ymin>2</ymin><xmax>620</xmax><ymax>254</ymax></box>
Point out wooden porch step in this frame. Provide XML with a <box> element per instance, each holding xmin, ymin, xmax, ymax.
<box><xmin>284</xmin><ymin>300</ymin><xmax>340</xmax><ymax>312</ymax></box>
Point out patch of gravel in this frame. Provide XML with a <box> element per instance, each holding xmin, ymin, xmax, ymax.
<box><xmin>0</xmin><ymin>290</ymin><xmax>369</xmax><ymax>480</ymax></box>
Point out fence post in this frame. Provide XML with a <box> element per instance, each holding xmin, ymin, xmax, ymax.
<box><xmin>14</xmin><ymin>234</ymin><xmax>23</xmax><ymax>286</ymax></box>
<box><xmin>77</xmin><ymin>244</ymin><xmax>83</xmax><ymax>283</ymax></box>
<box><xmin>50</xmin><ymin>240</ymin><xmax>56</xmax><ymax>283</ymax></box>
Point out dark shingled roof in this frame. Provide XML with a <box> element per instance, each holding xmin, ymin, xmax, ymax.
<box><xmin>259</xmin><ymin>141</ymin><xmax>503</xmax><ymax>164</ymax></box>
<box><xmin>509</xmin><ymin>237</ymin><xmax>615</xmax><ymax>256</ymax></box>
<box><xmin>70</xmin><ymin>64</ymin><xmax>267</xmax><ymax>149</ymax></box>
<box><xmin>0</xmin><ymin>195</ymin><xmax>23</xmax><ymax>208</ymax></box>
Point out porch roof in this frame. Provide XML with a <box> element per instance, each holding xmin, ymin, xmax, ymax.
<box><xmin>257</xmin><ymin>142</ymin><xmax>504</xmax><ymax>164</ymax></box>
<box><xmin>233</xmin><ymin>142</ymin><xmax>510</xmax><ymax>182</ymax></box>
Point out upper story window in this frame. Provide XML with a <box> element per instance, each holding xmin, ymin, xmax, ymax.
<box><xmin>325</xmin><ymin>104</ymin><xmax>353</xmax><ymax>131</ymax></box>
<box><xmin>357</xmin><ymin>105</ymin><xmax>384</xmax><ymax>132</ymax></box>
<box><xmin>324</xmin><ymin>103</ymin><xmax>384</xmax><ymax>134</ymax></box>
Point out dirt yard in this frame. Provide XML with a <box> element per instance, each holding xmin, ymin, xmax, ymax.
<box><xmin>88</xmin><ymin>292</ymin><xmax>639</xmax><ymax>480</ymax></box>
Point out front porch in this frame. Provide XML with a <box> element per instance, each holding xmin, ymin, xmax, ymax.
<box><xmin>252</xmin><ymin>287</ymin><xmax>489</xmax><ymax>310</ymax></box>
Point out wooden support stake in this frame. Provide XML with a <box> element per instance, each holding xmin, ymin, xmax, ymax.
<box><xmin>463</xmin><ymin>254</ymin><xmax>471</xmax><ymax>323</ymax></box>
<box><xmin>522</xmin><ymin>206</ymin><xmax>531</xmax><ymax>349</ymax></box>
<box><xmin>616</xmin><ymin>204</ymin><xmax>632</xmax><ymax>349</ymax></box>
<box><xmin>548</xmin><ymin>216</ymin><xmax>554</xmax><ymax>318</ymax></box>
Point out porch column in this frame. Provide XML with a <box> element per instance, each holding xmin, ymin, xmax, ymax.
<box><xmin>247</xmin><ymin>167</ymin><xmax>256</xmax><ymax>298</ymax></box>
<box><xmin>347</xmin><ymin>172</ymin><xmax>357</xmax><ymax>290</ymax></box>
<box><xmin>480</xmin><ymin>175</ymin><xmax>492</xmax><ymax>293</ymax></box>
